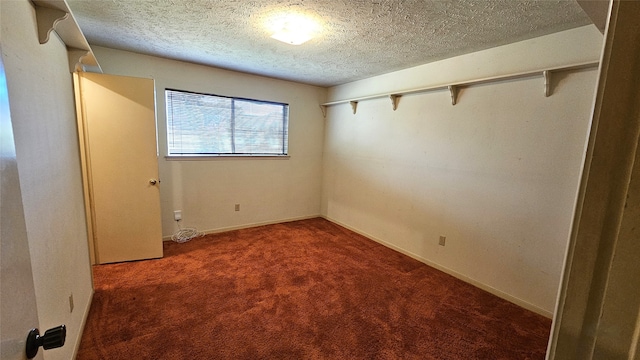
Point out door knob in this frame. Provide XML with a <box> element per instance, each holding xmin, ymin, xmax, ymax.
<box><xmin>26</xmin><ymin>325</ymin><xmax>66</xmax><ymax>359</ymax></box>
<box><xmin>149</xmin><ymin>179</ymin><xmax>158</xmax><ymax>185</ymax></box>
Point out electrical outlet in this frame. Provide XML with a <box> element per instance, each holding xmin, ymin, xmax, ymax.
<box><xmin>174</xmin><ymin>210</ymin><xmax>182</xmax><ymax>221</ymax></box>
<box><xmin>439</xmin><ymin>236</ymin><xmax>446</xmax><ymax>246</ymax></box>
<box><xmin>69</xmin><ymin>293</ymin><xmax>74</xmax><ymax>313</ymax></box>
<box><xmin>235</xmin><ymin>204</ymin><xmax>240</xmax><ymax>212</ymax></box>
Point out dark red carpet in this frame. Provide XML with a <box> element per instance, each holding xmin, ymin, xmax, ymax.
<box><xmin>77</xmin><ymin>218</ymin><xmax>550</xmax><ymax>359</ymax></box>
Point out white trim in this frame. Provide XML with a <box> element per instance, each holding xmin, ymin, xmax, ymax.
<box><xmin>164</xmin><ymin>155</ymin><xmax>290</xmax><ymax>161</ymax></box>
<box><xmin>547</xmin><ymin>1</ymin><xmax>640</xmax><ymax>357</ymax></box>
<box><xmin>322</xmin><ymin>215</ymin><xmax>553</xmax><ymax>319</ymax></box>
<box><xmin>162</xmin><ymin>214</ymin><xmax>552</xmax><ymax>317</ymax></box>
<box><xmin>162</xmin><ymin>214</ymin><xmax>320</xmax><ymax>241</ymax></box>
<box><xmin>72</xmin><ymin>289</ymin><xmax>94</xmax><ymax>359</ymax></box>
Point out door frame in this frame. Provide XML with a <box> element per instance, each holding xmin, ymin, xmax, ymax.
<box><xmin>73</xmin><ymin>72</ymin><xmax>98</xmax><ymax>265</ymax></box>
<box><xmin>547</xmin><ymin>0</ymin><xmax>640</xmax><ymax>358</ymax></box>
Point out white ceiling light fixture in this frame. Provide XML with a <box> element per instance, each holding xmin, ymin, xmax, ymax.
<box><xmin>267</xmin><ymin>13</ymin><xmax>321</xmax><ymax>45</ymax></box>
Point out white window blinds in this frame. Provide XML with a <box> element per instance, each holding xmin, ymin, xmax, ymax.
<box><xmin>166</xmin><ymin>89</ymin><xmax>289</xmax><ymax>156</ymax></box>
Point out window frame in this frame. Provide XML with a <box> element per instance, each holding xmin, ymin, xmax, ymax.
<box><xmin>164</xmin><ymin>88</ymin><xmax>290</xmax><ymax>159</ymax></box>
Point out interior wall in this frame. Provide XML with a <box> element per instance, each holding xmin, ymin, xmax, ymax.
<box><xmin>91</xmin><ymin>47</ymin><xmax>327</xmax><ymax>238</ymax></box>
<box><xmin>1</xmin><ymin>1</ymin><xmax>94</xmax><ymax>359</ymax></box>
<box><xmin>321</xmin><ymin>25</ymin><xmax>603</xmax><ymax>316</ymax></box>
<box><xmin>1</xmin><ymin>42</ymin><xmax>42</xmax><ymax>360</ymax></box>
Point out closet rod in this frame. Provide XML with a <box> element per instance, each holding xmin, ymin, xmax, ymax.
<box><xmin>320</xmin><ymin>60</ymin><xmax>599</xmax><ymax>115</ymax></box>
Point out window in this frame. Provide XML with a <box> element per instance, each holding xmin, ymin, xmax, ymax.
<box><xmin>165</xmin><ymin>89</ymin><xmax>289</xmax><ymax>156</ymax></box>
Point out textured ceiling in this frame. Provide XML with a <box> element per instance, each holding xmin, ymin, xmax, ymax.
<box><xmin>66</xmin><ymin>0</ymin><xmax>593</xmax><ymax>87</ymax></box>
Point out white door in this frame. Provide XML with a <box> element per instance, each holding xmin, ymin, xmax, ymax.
<box><xmin>0</xmin><ymin>52</ymin><xmax>42</xmax><ymax>360</ymax></box>
<box><xmin>76</xmin><ymin>72</ymin><xmax>163</xmax><ymax>264</ymax></box>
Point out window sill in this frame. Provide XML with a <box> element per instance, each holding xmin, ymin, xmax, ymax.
<box><xmin>164</xmin><ymin>155</ymin><xmax>290</xmax><ymax>161</ymax></box>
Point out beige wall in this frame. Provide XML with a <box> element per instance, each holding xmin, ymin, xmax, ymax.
<box><xmin>321</xmin><ymin>25</ymin><xmax>603</xmax><ymax>316</ymax></box>
<box><xmin>4</xmin><ymin>0</ymin><xmax>631</xmax><ymax>356</ymax></box>
<box><xmin>91</xmin><ymin>47</ymin><xmax>327</xmax><ymax>238</ymax></box>
<box><xmin>92</xmin><ymin>27</ymin><xmax>604</xmax><ymax>316</ymax></box>
<box><xmin>1</xmin><ymin>1</ymin><xmax>94</xmax><ymax>359</ymax></box>
<box><xmin>1</xmin><ymin>36</ymin><xmax>42</xmax><ymax>360</ymax></box>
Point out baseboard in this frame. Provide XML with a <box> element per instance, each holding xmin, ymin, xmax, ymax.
<box><xmin>162</xmin><ymin>214</ymin><xmax>321</xmax><ymax>241</ymax></box>
<box><xmin>322</xmin><ymin>215</ymin><xmax>553</xmax><ymax>319</ymax></box>
<box><xmin>72</xmin><ymin>289</ymin><xmax>94</xmax><ymax>359</ymax></box>
<box><xmin>161</xmin><ymin>214</ymin><xmax>552</xmax><ymax>318</ymax></box>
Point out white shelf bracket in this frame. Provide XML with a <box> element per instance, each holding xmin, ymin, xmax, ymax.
<box><xmin>67</xmin><ymin>48</ymin><xmax>91</xmax><ymax>73</ymax></box>
<box><xmin>35</xmin><ymin>5</ymin><xmax>69</xmax><ymax>44</ymax></box>
<box><xmin>320</xmin><ymin>105</ymin><xmax>327</xmax><ymax>118</ymax></box>
<box><xmin>319</xmin><ymin>61</ymin><xmax>597</xmax><ymax>113</ymax></box>
<box><xmin>389</xmin><ymin>95</ymin><xmax>401</xmax><ymax>111</ymax></box>
<box><xmin>448</xmin><ymin>85</ymin><xmax>458</xmax><ymax>105</ymax></box>
<box><xmin>543</xmin><ymin>70</ymin><xmax>552</xmax><ymax>97</ymax></box>
<box><xmin>350</xmin><ymin>101</ymin><xmax>358</xmax><ymax>114</ymax></box>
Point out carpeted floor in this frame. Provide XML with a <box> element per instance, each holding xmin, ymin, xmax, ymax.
<box><xmin>77</xmin><ymin>218</ymin><xmax>551</xmax><ymax>359</ymax></box>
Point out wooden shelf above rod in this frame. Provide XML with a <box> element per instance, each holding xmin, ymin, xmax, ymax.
<box><xmin>320</xmin><ymin>61</ymin><xmax>599</xmax><ymax>117</ymax></box>
<box><xmin>33</xmin><ymin>0</ymin><xmax>102</xmax><ymax>73</ymax></box>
